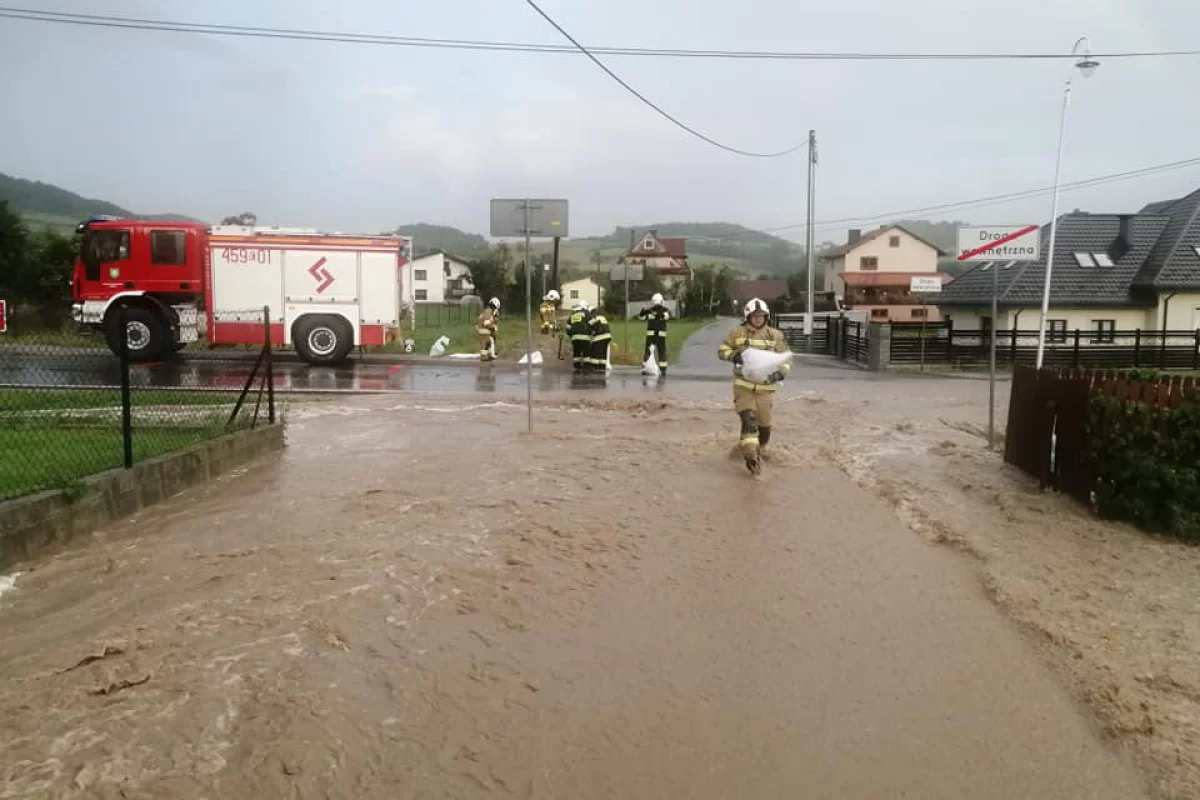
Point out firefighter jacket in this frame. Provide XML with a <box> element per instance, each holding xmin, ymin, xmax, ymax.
<box><xmin>476</xmin><ymin>307</ymin><xmax>498</xmax><ymax>337</ymax></box>
<box><xmin>539</xmin><ymin>301</ymin><xmax>557</xmax><ymax>326</ymax></box>
<box><xmin>566</xmin><ymin>309</ymin><xmax>590</xmax><ymax>342</ymax></box>
<box><xmin>717</xmin><ymin>323</ymin><xmax>792</xmax><ymax>391</ymax></box>
<box><xmin>588</xmin><ymin>311</ymin><xmax>612</xmax><ymax>342</ymax></box>
<box><xmin>638</xmin><ymin>304</ymin><xmax>670</xmax><ymax>338</ymax></box>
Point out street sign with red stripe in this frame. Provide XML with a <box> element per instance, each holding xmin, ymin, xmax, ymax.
<box><xmin>956</xmin><ymin>225</ymin><xmax>1041</xmax><ymax>262</ymax></box>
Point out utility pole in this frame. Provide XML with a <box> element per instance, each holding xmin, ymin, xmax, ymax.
<box><xmin>804</xmin><ymin>130</ymin><xmax>818</xmax><ymax>353</ymax></box>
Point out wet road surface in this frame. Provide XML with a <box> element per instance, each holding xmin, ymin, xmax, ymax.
<box><xmin>0</xmin><ymin>386</ymin><xmax>1149</xmax><ymax>799</ymax></box>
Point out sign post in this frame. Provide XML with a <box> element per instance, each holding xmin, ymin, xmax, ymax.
<box><xmin>0</xmin><ymin>299</ymin><xmax>7</xmax><ymax>334</ymax></box>
<box><xmin>490</xmin><ymin>199</ymin><xmax>570</xmax><ymax>432</ymax></box>
<box><xmin>908</xmin><ymin>276</ymin><xmax>943</xmax><ymax>371</ymax></box>
<box><xmin>955</xmin><ymin>224</ymin><xmax>1042</xmax><ymax>449</ymax></box>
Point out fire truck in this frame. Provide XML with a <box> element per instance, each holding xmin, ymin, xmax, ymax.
<box><xmin>71</xmin><ymin>218</ymin><xmax>413</xmax><ymax>365</ymax></box>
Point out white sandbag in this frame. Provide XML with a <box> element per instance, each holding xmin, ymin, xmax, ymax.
<box><xmin>739</xmin><ymin>348</ymin><xmax>793</xmax><ymax>383</ymax></box>
<box><xmin>448</xmin><ymin>352</ymin><xmax>480</xmax><ymax>360</ymax></box>
<box><xmin>642</xmin><ymin>344</ymin><xmax>661</xmax><ymax>376</ymax></box>
<box><xmin>517</xmin><ymin>350</ymin><xmax>544</xmax><ymax>366</ymax></box>
<box><xmin>428</xmin><ymin>335</ymin><xmax>450</xmax><ymax>357</ymax></box>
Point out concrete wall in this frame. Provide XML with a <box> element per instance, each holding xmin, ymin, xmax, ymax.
<box><xmin>561</xmin><ymin>278</ymin><xmax>603</xmax><ymax>308</ymax></box>
<box><xmin>1155</xmin><ymin>292</ymin><xmax>1200</xmax><ymax>330</ymax></box>
<box><xmin>0</xmin><ymin>424</ymin><xmax>285</xmax><ymax>571</ymax></box>
<box><xmin>941</xmin><ymin>306</ymin><xmax>1156</xmax><ymax>332</ymax></box>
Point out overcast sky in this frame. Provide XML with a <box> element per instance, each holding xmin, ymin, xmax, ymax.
<box><xmin>2</xmin><ymin>0</ymin><xmax>1199</xmax><ymax>243</ymax></box>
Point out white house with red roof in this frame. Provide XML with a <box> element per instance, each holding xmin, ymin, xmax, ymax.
<box><xmin>622</xmin><ymin>229</ymin><xmax>691</xmax><ymax>287</ymax></box>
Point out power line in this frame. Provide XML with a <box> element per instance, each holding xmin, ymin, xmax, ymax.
<box><xmin>3</xmin><ymin>6</ymin><xmax>1198</xmax><ymax>61</ymax></box>
<box><xmin>704</xmin><ymin>155</ymin><xmax>1200</xmax><ymax>243</ymax></box>
<box><xmin>520</xmin><ymin>0</ymin><xmax>806</xmax><ymax>158</ymax></box>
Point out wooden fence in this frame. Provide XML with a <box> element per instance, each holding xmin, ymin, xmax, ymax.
<box><xmin>1004</xmin><ymin>366</ymin><xmax>1200</xmax><ymax>504</ymax></box>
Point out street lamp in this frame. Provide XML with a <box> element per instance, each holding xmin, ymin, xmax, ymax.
<box><xmin>1035</xmin><ymin>36</ymin><xmax>1099</xmax><ymax>369</ymax></box>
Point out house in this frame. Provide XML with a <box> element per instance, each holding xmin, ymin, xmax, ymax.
<box><xmin>819</xmin><ymin>225</ymin><xmax>951</xmax><ymax>322</ymax></box>
<box><xmin>560</xmin><ymin>276</ymin><xmax>604</xmax><ymax>309</ymax></box>
<box><xmin>406</xmin><ymin>251</ymin><xmax>475</xmax><ymax>304</ymax></box>
<box><xmin>728</xmin><ymin>279</ymin><xmax>789</xmax><ymax>313</ymax></box>
<box><xmin>936</xmin><ymin>186</ymin><xmax>1200</xmax><ymax>337</ymax></box>
<box><xmin>622</xmin><ymin>229</ymin><xmax>690</xmax><ymax>287</ymax></box>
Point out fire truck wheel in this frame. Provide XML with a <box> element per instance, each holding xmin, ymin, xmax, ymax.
<box><xmin>107</xmin><ymin>306</ymin><xmax>166</xmax><ymax>361</ymax></box>
<box><xmin>295</xmin><ymin>315</ymin><xmax>353</xmax><ymax>365</ymax></box>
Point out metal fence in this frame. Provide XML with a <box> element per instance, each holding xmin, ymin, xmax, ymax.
<box><xmin>891</xmin><ymin>322</ymin><xmax>1200</xmax><ymax>370</ymax></box>
<box><xmin>0</xmin><ymin>308</ymin><xmax>277</xmax><ymax>502</ymax></box>
<box><xmin>775</xmin><ymin>314</ymin><xmax>870</xmax><ymax>364</ymax></box>
<box><xmin>409</xmin><ymin>302</ymin><xmax>479</xmax><ymax>328</ymax></box>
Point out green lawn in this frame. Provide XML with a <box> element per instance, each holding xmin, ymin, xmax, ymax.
<box><xmin>0</xmin><ymin>425</ymin><xmax>235</xmax><ymax>502</ymax></box>
<box><xmin>0</xmin><ymin>388</ymin><xmax>241</xmax><ymax>412</ymax></box>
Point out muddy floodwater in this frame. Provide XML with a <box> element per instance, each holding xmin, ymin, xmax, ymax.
<box><xmin>0</xmin><ymin>376</ymin><xmax>1159</xmax><ymax>799</ymax></box>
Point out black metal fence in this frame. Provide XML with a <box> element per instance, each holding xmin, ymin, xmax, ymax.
<box><xmin>0</xmin><ymin>308</ymin><xmax>278</xmax><ymax>503</ymax></box>
<box><xmin>775</xmin><ymin>314</ymin><xmax>869</xmax><ymax>364</ymax></box>
<box><xmin>891</xmin><ymin>322</ymin><xmax>1200</xmax><ymax>370</ymax></box>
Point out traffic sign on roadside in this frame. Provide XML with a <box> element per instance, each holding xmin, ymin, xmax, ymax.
<box><xmin>909</xmin><ymin>276</ymin><xmax>943</xmax><ymax>293</ymax></box>
<box><xmin>956</xmin><ymin>224</ymin><xmax>1041</xmax><ymax>262</ymax></box>
<box><xmin>0</xmin><ymin>300</ymin><xmax>7</xmax><ymax>333</ymax></box>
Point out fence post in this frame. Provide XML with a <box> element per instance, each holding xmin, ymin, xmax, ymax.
<box><xmin>1194</xmin><ymin>329</ymin><xmax>1199</xmax><ymax>372</ymax></box>
<box><xmin>1010</xmin><ymin>325</ymin><xmax>1018</xmax><ymax>365</ymax></box>
<box><xmin>1073</xmin><ymin>328</ymin><xmax>1081</xmax><ymax>368</ymax></box>
<box><xmin>264</xmin><ymin>305</ymin><xmax>276</xmax><ymax>424</ymax></box>
<box><xmin>118</xmin><ymin>306</ymin><xmax>133</xmax><ymax>469</ymax></box>
<box><xmin>1134</xmin><ymin>329</ymin><xmax>1141</xmax><ymax>367</ymax></box>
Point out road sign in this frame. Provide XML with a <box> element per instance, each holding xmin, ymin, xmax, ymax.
<box><xmin>956</xmin><ymin>224</ymin><xmax>1041</xmax><ymax>262</ymax></box>
<box><xmin>489</xmin><ymin>199</ymin><xmax>569</xmax><ymax>238</ymax></box>
<box><xmin>909</xmin><ymin>276</ymin><xmax>943</xmax><ymax>294</ymax></box>
<box><xmin>0</xmin><ymin>299</ymin><xmax>6</xmax><ymax>333</ymax></box>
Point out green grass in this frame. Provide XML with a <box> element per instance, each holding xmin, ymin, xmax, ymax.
<box><xmin>0</xmin><ymin>425</ymin><xmax>235</xmax><ymax>502</ymax></box>
<box><xmin>0</xmin><ymin>388</ymin><xmax>241</xmax><ymax>412</ymax></box>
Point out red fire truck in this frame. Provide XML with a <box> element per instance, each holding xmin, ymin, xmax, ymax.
<box><xmin>71</xmin><ymin>218</ymin><xmax>413</xmax><ymax>365</ymax></box>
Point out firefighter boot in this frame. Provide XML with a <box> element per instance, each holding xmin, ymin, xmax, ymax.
<box><xmin>739</xmin><ymin>410</ymin><xmax>761</xmax><ymax>475</ymax></box>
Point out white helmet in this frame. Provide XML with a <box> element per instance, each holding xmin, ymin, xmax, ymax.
<box><xmin>743</xmin><ymin>297</ymin><xmax>770</xmax><ymax>319</ymax></box>
<box><xmin>488</xmin><ymin>297</ymin><xmax>500</xmax><ymax>311</ymax></box>
<box><xmin>651</xmin><ymin>292</ymin><xmax>664</xmax><ymax>306</ymax></box>
<box><xmin>546</xmin><ymin>289</ymin><xmax>560</xmax><ymax>302</ymax></box>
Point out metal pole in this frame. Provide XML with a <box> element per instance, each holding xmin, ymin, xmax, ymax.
<box><xmin>919</xmin><ymin>300</ymin><xmax>927</xmax><ymax>372</ymax></box>
<box><xmin>623</xmin><ymin>261</ymin><xmax>630</xmax><ymax>356</ymax></box>
<box><xmin>523</xmin><ymin>201</ymin><xmax>534</xmax><ymax>432</ymax></box>
<box><xmin>988</xmin><ymin>261</ymin><xmax>998</xmax><ymax>449</ymax></box>
<box><xmin>1036</xmin><ymin>79</ymin><xmax>1072</xmax><ymax>369</ymax></box>
<box><xmin>804</xmin><ymin>129</ymin><xmax>816</xmax><ymax>353</ymax></box>
<box><xmin>264</xmin><ymin>305</ymin><xmax>276</xmax><ymax>425</ymax></box>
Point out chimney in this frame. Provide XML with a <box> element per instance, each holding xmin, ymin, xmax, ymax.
<box><xmin>1109</xmin><ymin>214</ymin><xmax>1133</xmax><ymax>262</ymax></box>
<box><xmin>848</xmin><ymin>229</ymin><xmax>862</xmax><ymax>244</ymax></box>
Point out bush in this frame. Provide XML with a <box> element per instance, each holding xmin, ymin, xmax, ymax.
<box><xmin>1087</xmin><ymin>389</ymin><xmax>1200</xmax><ymax>542</ymax></box>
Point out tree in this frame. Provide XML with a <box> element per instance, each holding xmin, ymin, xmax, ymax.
<box><xmin>0</xmin><ymin>200</ymin><xmax>77</xmax><ymax>328</ymax></box>
<box><xmin>221</xmin><ymin>212</ymin><xmax>257</xmax><ymax>226</ymax></box>
<box><xmin>467</xmin><ymin>251</ymin><xmax>508</xmax><ymax>307</ymax></box>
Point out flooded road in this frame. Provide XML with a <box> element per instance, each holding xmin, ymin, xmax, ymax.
<box><xmin>0</xmin><ymin>378</ymin><xmax>1150</xmax><ymax>799</ymax></box>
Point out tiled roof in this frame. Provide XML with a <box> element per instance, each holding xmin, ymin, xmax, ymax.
<box><xmin>729</xmin><ymin>279</ymin><xmax>789</xmax><ymax>302</ymax></box>
<box><xmin>629</xmin><ymin>231</ymin><xmax>688</xmax><ymax>259</ymax></box>
<box><xmin>1134</xmin><ymin>187</ymin><xmax>1200</xmax><ymax>289</ymax></box>
<box><xmin>821</xmin><ymin>224</ymin><xmax>947</xmax><ymax>258</ymax></box>
<box><xmin>937</xmin><ymin>213</ymin><xmax>1169</xmax><ymax>308</ymax></box>
<box><xmin>842</xmin><ymin>271</ymin><xmax>953</xmax><ymax>288</ymax></box>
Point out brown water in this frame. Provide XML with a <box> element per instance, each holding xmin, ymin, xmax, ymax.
<box><xmin>0</xmin><ymin>383</ymin><xmax>1151</xmax><ymax>799</ymax></box>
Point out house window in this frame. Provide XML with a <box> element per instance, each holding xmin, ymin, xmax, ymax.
<box><xmin>150</xmin><ymin>231</ymin><xmax>187</xmax><ymax>265</ymax></box>
<box><xmin>889</xmin><ymin>235</ymin><xmax>900</xmax><ymax>248</ymax></box>
<box><xmin>860</xmin><ymin>256</ymin><xmax>878</xmax><ymax>271</ymax></box>
<box><xmin>1072</xmin><ymin>252</ymin><xmax>1096</xmax><ymax>267</ymax></box>
<box><xmin>414</xmin><ymin>269</ymin><xmax>428</xmax><ymax>281</ymax></box>
<box><xmin>1092</xmin><ymin>319</ymin><xmax>1115</xmax><ymax>343</ymax></box>
<box><xmin>415</xmin><ymin>289</ymin><xmax>428</xmax><ymax>301</ymax></box>
<box><xmin>569</xmin><ymin>289</ymin><xmax>579</xmax><ymax>299</ymax></box>
<box><xmin>1092</xmin><ymin>253</ymin><xmax>1114</xmax><ymax>267</ymax></box>
<box><xmin>870</xmin><ymin>308</ymin><xmax>888</xmax><ymax>319</ymax></box>
<box><xmin>911</xmin><ymin>307</ymin><xmax>928</xmax><ymax>318</ymax></box>
<box><xmin>1047</xmin><ymin>319</ymin><xmax>1068</xmax><ymax>343</ymax></box>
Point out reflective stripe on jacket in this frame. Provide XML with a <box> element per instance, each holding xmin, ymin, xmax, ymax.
<box><xmin>589</xmin><ymin>314</ymin><xmax>612</xmax><ymax>341</ymax></box>
<box><xmin>717</xmin><ymin>323</ymin><xmax>792</xmax><ymax>391</ymax></box>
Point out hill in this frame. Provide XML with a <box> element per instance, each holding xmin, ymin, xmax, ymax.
<box><xmin>395</xmin><ymin>223</ymin><xmax>489</xmax><ymax>257</ymax></box>
<box><xmin>0</xmin><ymin>172</ymin><xmax>201</xmax><ymax>233</ymax></box>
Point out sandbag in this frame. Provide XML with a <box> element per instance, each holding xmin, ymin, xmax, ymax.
<box><xmin>642</xmin><ymin>344</ymin><xmax>661</xmax><ymax>377</ymax></box>
<box><xmin>428</xmin><ymin>335</ymin><xmax>450</xmax><ymax>357</ymax></box>
<box><xmin>517</xmin><ymin>351</ymin><xmax>544</xmax><ymax>366</ymax></box>
<box><xmin>739</xmin><ymin>348</ymin><xmax>793</xmax><ymax>383</ymax></box>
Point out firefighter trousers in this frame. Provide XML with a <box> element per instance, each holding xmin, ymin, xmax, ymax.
<box><xmin>643</xmin><ymin>334</ymin><xmax>668</xmax><ymax>368</ymax></box>
<box><xmin>571</xmin><ymin>340</ymin><xmax>589</xmax><ymax>369</ymax></box>
<box><xmin>733</xmin><ymin>385</ymin><xmax>775</xmax><ymax>452</ymax></box>
<box><xmin>478</xmin><ymin>333</ymin><xmax>496</xmax><ymax>361</ymax></box>
<box><xmin>588</xmin><ymin>338</ymin><xmax>611</xmax><ymax>370</ymax></box>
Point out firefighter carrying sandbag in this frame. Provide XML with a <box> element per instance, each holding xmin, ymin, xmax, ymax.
<box><xmin>638</xmin><ymin>292</ymin><xmax>670</xmax><ymax>376</ymax></box>
<box><xmin>587</xmin><ymin>305</ymin><xmax>612</xmax><ymax>372</ymax></box>
<box><xmin>565</xmin><ymin>301</ymin><xmax>591</xmax><ymax>371</ymax></box>
<box><xmin>717</xmin><ymin>298</ymin><xmax>792</xmax><ymax>475</ymax></box>
<box><xmin>476</xmin><ymin>297</ymin><xmax>500</xmax><ymax>361</ymax></box>
<box><xmin>539</xmin><ymin>290</ymin><xmax>560</xmax><ymax>335</ymax></box>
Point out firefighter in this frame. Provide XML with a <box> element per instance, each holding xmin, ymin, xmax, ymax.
<box><xmin>539</xmin><ymin>290</ymin><xmax>560</xmax><ymax>335</ymax></box>
<box><xmin>565</xmin><ymin>301</ymin><xmax>591</xmax><ymax>371</ymax></box>
<box><xmin>476</xmin><ymin>297</ymin><xmax>500</xmax><ymax>361</ymax></box>
<box><xmin>637</xmin><ymin>292</ymin><xmax>670</xmax><ymax>375</ymax></box>
<box><xmin>587</xmin><ymin>304</ymin><xmax>612</xmax><ymax>372</ymax></box>
<box><xmin>717</xmin><ymin>298</ymin><xmax>792</xmax><ymax>475</ymax></box>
